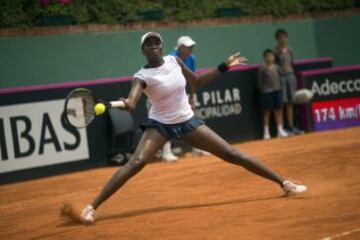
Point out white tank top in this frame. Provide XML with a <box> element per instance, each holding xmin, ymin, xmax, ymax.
<box><xmin>133</xmin><ymin>55</ymin><xmax>194</xmax><ymax>124</ymax></box>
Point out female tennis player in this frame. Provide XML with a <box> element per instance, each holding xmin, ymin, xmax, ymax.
<box><xmin>62</xmin><ymin>32</ymin><xmax>307</xmax><ymax>223</ymax></box>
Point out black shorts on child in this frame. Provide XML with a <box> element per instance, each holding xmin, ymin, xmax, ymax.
<box><xmin>259</xmin><ymin>90</ymin><xmax>283</xmax><ymax>110</ymax></box>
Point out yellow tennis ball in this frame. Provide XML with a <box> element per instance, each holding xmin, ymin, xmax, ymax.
<box><xmin>94</xmin><ymin>103</ymin><xmax>106</xmax><ymax>115</ymax></box>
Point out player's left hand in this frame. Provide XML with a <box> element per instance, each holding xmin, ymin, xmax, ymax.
<box><xmin>225</xmin><ymin>52</ymin><xmax>248</xmax><ymax>67</ymax></box>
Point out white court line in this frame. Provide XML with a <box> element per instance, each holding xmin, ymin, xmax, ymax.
<box><xmin>321</xmin><ymin>228</ymin><xmax>360</xmax><ymax>240</ymax></box>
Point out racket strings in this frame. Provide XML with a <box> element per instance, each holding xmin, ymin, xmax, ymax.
<box><xmin>81</xmin><ymin>94</ymin><xmax>95</xmax><ymax>124</ymax></box>
<box><xmin>66</xmin><ymin>90</ymin><xmax>96</xmax><ymax>128</ymax></box>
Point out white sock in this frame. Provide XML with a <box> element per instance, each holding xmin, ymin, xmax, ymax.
<box><xmin>162</xmin><ymin>141</ymin><xmax>172</xmax><ymax>155</ymax></box>
<box><xmin>264</xmin><ymin>126</ymin><xmax>270</xmax><ymax>135</ymax></box>
<box><xmin>277</xmin><ymin>124</ymin><xmax>284</xmax><ymax>132</ymax></box>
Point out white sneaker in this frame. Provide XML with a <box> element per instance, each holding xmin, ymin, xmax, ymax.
<box><xmin>283</xmin><ymin>180</ymin><xmax>307</xmax><ymax>194</ymax></box>
<box><xmin>192</xmin><ymin>148</ymin><xmax>211</xmax><ymax>157</ymax></box>
<box><xmin>81</xmin><ymin>205</ymin><xmax>95</xmax><ymax>223</ymax></box>
<box><xmin>162</xmin><ymin>153</ymin><xmax>178</xmax><ymax>162</ymax></box>
<box><xmin>277</xmin><ymin>128</ymin><xmax>289</xmax><ymax>138</ymax></box>
<box><xmin>263</xmin><ymin>132</ymin><xmax>271</xmax><ymax>140</ymax></box>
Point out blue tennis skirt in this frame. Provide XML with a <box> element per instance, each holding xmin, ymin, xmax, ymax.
<box><xmin>140</xmin><ymin>117</ymin><xmax>204</xmax><ymax>139</ymax></box>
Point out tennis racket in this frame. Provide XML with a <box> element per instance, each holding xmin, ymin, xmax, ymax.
<box><xmin>63</xmin><ymin>88</ymin><xmax>124</xmax><ymax>129</ymax></box>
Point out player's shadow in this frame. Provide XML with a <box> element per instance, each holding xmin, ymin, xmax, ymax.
<box><xmin>97</xmin><ymin>194</ymin><xmax>286</xmax><ymax>223</ymax></box>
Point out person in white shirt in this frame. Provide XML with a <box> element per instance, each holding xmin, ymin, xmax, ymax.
<box><xmin>61</xmin><ymin>32</ymin><xmax>308</xmax><ymax>224</ymax></box>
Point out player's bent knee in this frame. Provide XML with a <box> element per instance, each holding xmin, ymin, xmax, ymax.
<box><xmin>127</xmin><ymin>156</ymin><xmax>147</xmax><ymax>173</ymax></box>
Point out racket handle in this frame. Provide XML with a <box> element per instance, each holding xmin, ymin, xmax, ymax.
<box><xmin>109</xmin><ymin>100</ymin><xmax>126</xmax><ymax>108</ymax></box>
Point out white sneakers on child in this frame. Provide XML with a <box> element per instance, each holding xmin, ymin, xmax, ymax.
<box><xmin>277</xmin><ymin>128</ymin><xmax>289</xmax><ymax>138</ymax></box>
<box><xmin>282</xmin><ymin>180</ymin><xmax>307</xmax><ymax>194</ymax></box>
<box><xmin>81</xmin><ymin>205</ymin><xmax>96</xmax><ymax>224</ymax></box>
<box><xmin>263</xmin><ymin>127</ymin><xmax>289</xmax><ymax>140</ymax></box>
<box><xmin>263</xmin><ymin>132</ymin><xmax>271</xmax><ymax>140</ymax></box>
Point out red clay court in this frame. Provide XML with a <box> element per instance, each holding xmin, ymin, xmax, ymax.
<box><xmin>1</xmin><ymin>127</ymin><xmax>359</xmax><ymax>240</ymax></box>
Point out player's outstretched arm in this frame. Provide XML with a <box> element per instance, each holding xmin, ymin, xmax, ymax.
<box><xmin>116</xmin><ymin>78</ymin><xmax>144</xmax><ymax>112</ymax></box>
<box><xmin>177</xmin><ymin>53</ymin><xmax>247</xmax><ymax>89</ymax></box>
